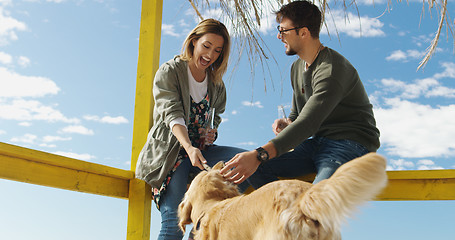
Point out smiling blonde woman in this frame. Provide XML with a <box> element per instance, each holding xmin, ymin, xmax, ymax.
<box><xmin>135</xmin><ymin>19</ymin><xmax>247</xmax><ymax>240</ymax></box>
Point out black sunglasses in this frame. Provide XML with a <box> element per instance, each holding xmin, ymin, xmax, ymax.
<box><xmin>276</xmin><ymin>25</ymin><xmax>305</xmax><ymax>35</ymax></box>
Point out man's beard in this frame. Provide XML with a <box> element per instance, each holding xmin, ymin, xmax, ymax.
<box><xmin>285</xmin><ymin>47</ymin><xmax>297</xmax><ymax>56</ymax></box>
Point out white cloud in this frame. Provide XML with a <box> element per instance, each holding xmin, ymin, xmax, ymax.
<box><xmin>39</xmin><ymin>143</ymin><xmax>56</xmax><ymax>148</ymax></box>
<box><xmin>412</xmin><ymin>34</ymin><xmax>433</xmax><ymax>47</ymax></box>
<box><xmin>162</xmin><ymin>23</ymin><xmax>180</xmax><ymax>37</ymax></box>
<box><xmin>416</xmin><ymin>159</ymin><xmax>434</xmax><ymax>165</ymax></box>
<box><xmin>18</xmin><ymin>121</ymin><xmax>31</xmax><ymax>127</ymax></box>
<box><xmin>416</xmin><ymin>159</ymin><xmax>444</xmax><ymax>170</ymax></box>
<box><xmin>387</xmin><ymin>158</ymin><xmax>415</xmax><ymax>170</ymax></box>
<box><xmin>355</xmin><ymin>0</ymin><xmax>388</xmax><ymax>5</ymax></box>
<box><xmin>83</xmin><ymin>115</ymin><xmax>129</xmax><ymax>124</ymax></box>
<box><xmin>0</xmin><ymin>1</ymin><xmax>12</xmax><ymax>6</ymax></box>
<box><xmin>373</xmin><ymin>63</ymin><xmax>455</xmax><ymax>159</ymax></box>
<box><xmin>0</xmin><ymin>129</ymin><xmax>6</xmax><ymax>135</ymax></box>
<box><xmin>0</xmin><ymin>99</ymin><xmax>80</xmax><ymax>123</ymax></box>
<box><xmin>237</xmin><ymin>141</ymin><xmax>257</xmax><ymax>146</ymax></box>
<box><xmin>0</xmin><ymin>67</ymin><xmax>60</xmax><ymax>98</ymax></box>
<box><xmin>380</xmin><ymin>77</ymin><xmax>433</xmax><ymax>99</ymax></box>
<box><xmin>231</xmin><ymin>110</ymin><xmax>238</xmax><ymax>115</ymax></box>
<box><xmin>242</xmin><ymin>100</ymin><xmax>263</xmax><ymax>108</ymax></box>
<box><xmin>323</xmin><ymin>10</ymin><xmax>385</xmax><ymax>38</ymax></box>
<box><xmin>380</xmin><ymin>77</ymin><xmax>455</xmax><ymax>99</ymax></box>
<box><xmin>9</xmin><ymin>133</ymin><xmax>72</xmax><ymax>148</ymax></box>
<box><xmin>407</xmin><ymin>49</ymin><xmax>425</xmax><ymax>59</ymax></box>
<box><xmin>398</xmin><ymin>31</ymin><xmax>406</xmax><ymax>37</ymax></box>
<box><xmin>0</xmin><ymin>51</ymin><xmax>12</xmax><ymax>64</ymax></box>
<box><xmin>252</xmin><ymin>2</ymin><xmax>281</xmax><ymax>34</ymax></box>
<box><xmin>17</xmin><ymin>56</ymin><xmax>30</xmax><ymax>67</ymax></box>
<box><xmin>200</xmin><ymin>8</ymin><xmax>224</xmax><ymax>21</ymax></box>
<box><xmin>59</xmin><ymin>125</ymin><xmax>94</xmax><ymax>135</ymax></box>
<box><xmin>425</xmin><ymin>85</ymin><xmax>455</xmax><ymax>98</ymax></box>
<box><xmin>46</xmin><ymin>0</ymin><xmax>66</xmax><ymax>3</ymax></box>
<box><xmin>386</xmin><ymin>50</ymin><xmax>406</xmax><ymax>61</ymax></box>
<box><xmin>0</xmin><ymin>7</ymin><xmax>27</xmax><ymax>46</ymax></box>
<box><xmin>53</xmin><ymin>151</ymin><xmax>96</xmax><ymax>161</ymax></box>
<box><xmin>104</xmin><ymin>116</ymin><xmax>128</xmax><ymax>124</ymax></box>
<box><xmin>0</xmin><ymin>68</ymin><xmax>79</xmax><ymax>125</ymax></box>
<box><xmin>386</xmin><ymin>158</ymin><xmax>444</xmax><ymax>170</ymax></box>
<box><xmin>99</xmin><ymin>116</ymin><xmax>128</xmax><ymax>124</ymax></box>
<box><xmin>83</xmin><ymin>115</ymin><xmax>99</xmax><ymax>121</ymax></box>
<box><xmin>257</xmin><ymin>12</ymin><xmax>277</xmax><ymax>34</ymax></box>
<box><xmin>375</xmin><ymin>98</ymin><xmax>455</xmax><ymax>158</ymax></box>
<box><xmin>10</xmin><ymin>133</ymin><xmax>37</xmax><ymax>144</ymax></box>
<box><xmin>42</xmin><ymin>135</ymin><xmax>72</xmax><ymax>142</ymax></box>
<box><xmin>386</xmin><ymin>49</ymin><xmax>426</xmax><ymax>62</ymax></box>
<box><xmin>178</xmin><ymin>19</ymin><xmax>189</xmax><ymax>27</ymax></box>
<box><xmin>433</xmin><ymin>62</ymin><xmax>455</xmax><ymax>79</ymax></box>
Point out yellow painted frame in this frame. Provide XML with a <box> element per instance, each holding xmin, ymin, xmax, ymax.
<box><xmin>126</xmin><ymin>0</ymin><xmax>163</xmax><ymax>238</ymax></box>
<box><xmin>1</xmin><ymin>1</ymin><xmax>455</xmax><ymax>239</ymax></box>
<box><xmin>0</xmin><ymin>142</ymin><xmax>133</xmax><ymax>199</ymax></box>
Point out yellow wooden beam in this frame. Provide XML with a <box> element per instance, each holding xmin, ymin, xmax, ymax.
<box><xmin>127</xmin><ymin>179</ymin><xmax>152</xmax><ymax>240</ymax></box>
<box><xmin>377</xmin><ymin>169</ymin><xmax>455</xmax><ymax>201</ymax></box>
<box><xmin>130</xmin><ymin>0</ymin><xmax>163</xmax><ymax>171</ymax></box>
<box><xmin>0</xmin><ymin>142</ymin><xmax>133</xmax><ymax>180</ymax></box>
<box><xmin>127</xmin><ymin>0</ymin><xmax>163</xmax><ymax>239</ymax></box>
<box><xmin>289</xmin><ymin>170</ymin><xmax>455</xmax><ymax>201</ymax></box>
<box><xmin>0</xmin><ymin>142</ymin><xmax>133</xmax><ymax>199</ymax></box>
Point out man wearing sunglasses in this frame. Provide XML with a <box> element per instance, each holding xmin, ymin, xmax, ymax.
<box><xmin>221</xmin><ymin>0</ymin><xmax>380</xmax><ymax>188</ymax></box>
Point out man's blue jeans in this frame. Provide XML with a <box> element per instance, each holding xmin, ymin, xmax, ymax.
<box><xmin>247</xmin><ymin>136</ymin><xmax>370</xmax><ymax>189</ymax></box>
<box><xmin>157</xmin><ymin>144</ymin><xmax>247</xmax><ymax>240</ymax></box>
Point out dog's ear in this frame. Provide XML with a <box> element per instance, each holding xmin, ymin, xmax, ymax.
<box><xmin>178</xmin><ymin>197</ymin><xmax>193</xmax><ymax>233</ymax></box>
<box><xmin>212</xmin><ymin>161</ymin><xmax>225</xmax><ymax>170</ymax></box>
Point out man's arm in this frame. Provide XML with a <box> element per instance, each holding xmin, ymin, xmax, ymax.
<box><xmin>220</xmin><ymin>141</ymin><xmax>277</xmax><ymax>184</ymax></box>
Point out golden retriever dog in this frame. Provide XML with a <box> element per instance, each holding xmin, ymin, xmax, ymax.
<box><xmin>178</xmin><ymin>153</ymin><xmax>388</xmax><ymax>240</ymax></box>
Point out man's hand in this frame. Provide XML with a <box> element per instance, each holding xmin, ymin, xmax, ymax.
<box><xmin>220</xmin><ymin>150</ymin><xmax>261</xmax><ymax>184</ymax></box>
<box><xmin>272</xmin><ymin>118</ymin><xmax>291</xmax><ymax>135</ymax></box>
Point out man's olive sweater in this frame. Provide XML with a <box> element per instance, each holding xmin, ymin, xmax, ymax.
<box><xmin>271</xmin><ymin>47</ymin><xmax>380</xmax><ymax>157</ymax></box>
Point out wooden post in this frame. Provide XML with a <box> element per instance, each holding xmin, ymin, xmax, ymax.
<box><xmin>127</xmin><ymin>0</ymin><xmax>163</xmax><ymax>239</ymax></box>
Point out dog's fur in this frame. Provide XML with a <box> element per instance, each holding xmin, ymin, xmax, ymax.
<box><xmin>178</xmin><ymin>153</ymin><xmax>388</xmax><ymax>240</ymax></box>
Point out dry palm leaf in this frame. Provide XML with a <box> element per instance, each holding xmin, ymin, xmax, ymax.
<box><xmin>188</xmin><ymin>0</ymin><xmax>454</xmax><ymax>82</ymax></box>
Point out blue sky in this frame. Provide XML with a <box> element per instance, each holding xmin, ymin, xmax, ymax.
<box><xmin>1</xmin><ymin>0</ymin><xmax>454</xmax><ymax>239</ymax></box>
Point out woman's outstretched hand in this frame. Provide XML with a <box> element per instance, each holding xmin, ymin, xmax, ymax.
<box><xmin>186</xmin><ymin>146</ymin><xmax>207</xmax><ymax>170</ymax></box>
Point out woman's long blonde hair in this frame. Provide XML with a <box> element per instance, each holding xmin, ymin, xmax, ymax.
<box><xmin>180</xmin><ymin>19</ymin><xmax>230</xmax><ymax>85</ymax></box>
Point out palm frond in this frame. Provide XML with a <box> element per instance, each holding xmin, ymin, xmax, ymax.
<box><xmin>188</xmin><ymin>0</ymin><xmax>454</xmax><ymax>84</ymax></box>
<box><xmin>418</xmin><ymin>0</ymin><xmax>452</xmax><ymax>69</ymax></box>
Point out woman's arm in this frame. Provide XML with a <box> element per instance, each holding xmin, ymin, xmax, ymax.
<box><xmin>171</xmin><ymin>124</ymin><xmax>207</xmax><ymax>170</ymax></box>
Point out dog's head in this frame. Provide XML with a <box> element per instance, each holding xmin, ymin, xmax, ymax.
<box><xmin>178</xmin><ymin>161</ymin><xmax>240</xmax><ymax>233</ymax></box>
